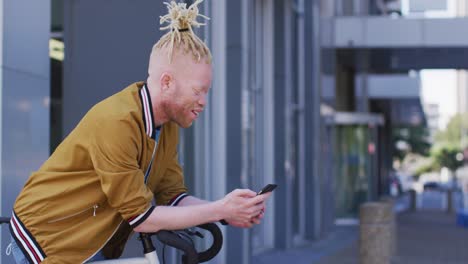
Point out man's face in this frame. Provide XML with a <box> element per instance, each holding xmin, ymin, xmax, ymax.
<box><xmin>165</xmin><ymin>60</ymin><xmax>212</xmax><ymax>128</ymax></box>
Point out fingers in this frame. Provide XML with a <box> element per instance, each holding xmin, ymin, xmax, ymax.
<box><xmin>240</xmin><ymin>202</ymin><xmax>262</xmax><ymax>219</ymax></box>
<box><xmin>248</xmin><ymin>192</ymin><xmax>272</xmax><ymax>206</ymax></box>
<box><xmin>232</xmin><ymin>189</ymin><xmax>257</xmax><ymax>198</ymax></box>
<box><xmin>261</xmin><ymin>192</ymin><xmax>273</xmax><ymax>199</ymax></box>
<box><xmin>251</xmin><ymin>213</ymin><xmax>263</xmax><ymax>223</ymax></box>
<box><xmin>228</xmin><ymin>220</ymin><xmax>254</xmax><ymax>228</ymax></box>
<box><xmin>252</xmin><ymin>204</ymin><xmax>265</xmax><ymax>217</ymax></box>
<box><xmin>255</xmin><ymin>209</ymin><xmax>265</xmax><ymax>220</ymax></box>
<box><xmin>257</xmin><ymin>209</ymin><xmax>265</xmax><ymax>219</ymax></box>
<box><xmin>249</xmin><ymin>210</ymin><xmax>265</xmax><ymax>225</ymax></box>
<box><xmin>227</xmin><ymin>209</ymin><xmax>266</xmax><ymax>228</ymax></box>
<box><xmin>248</xmin><ymin>196</ymin><xmax>266</xmax><ymax>207</ymax></box>
<box><xmin>250</xmin><ymin>218</ymin><xmax>261</xmax><ymax>225</ymax></box>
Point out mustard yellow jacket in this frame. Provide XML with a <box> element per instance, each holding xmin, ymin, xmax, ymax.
<box><xmin>10</xmin><ymin>82</ymin><xmax>188</xmax><ymax>263</ymax></box>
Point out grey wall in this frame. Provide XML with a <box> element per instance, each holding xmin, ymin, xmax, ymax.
<box><xmin>304</xmin><ymin>0</ymin><xmax>325</xmax><ymax>240</ymax></box>
<box><xmin>1</xmin><ymin>1</ymin><xmax>51</xmax><ymax>263</ymax></box>
<box><xmin>223</xmin><ymin>1</ymin><xmax>249</xmax><ymax>263</ymax></box>
<box><xmin>272</xmin><ymin>0</ymin><xmax>289</xmax><ymax>250</ymax></box>
<box><xmin>63</xmin><ymin>0</ymin><xmax>166</xmax><ymax>135</ymax></box>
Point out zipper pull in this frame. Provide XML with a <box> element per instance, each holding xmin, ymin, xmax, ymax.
<box><xmin>93</xmin><ymin>205</ymin><xmax>99</xmax><ymax>217</ymax></box>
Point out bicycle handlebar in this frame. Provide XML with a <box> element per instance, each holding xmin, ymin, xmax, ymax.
<box><xmin>156</xmin><ymin>230</ymin><xmax>198</xmax><ymax>264</ymax></box>
<box><xmin>154</xmin><ymin>222</ymin><xmax>223</xmax><ymax>264</ymax></box>
<box><xmin>191</xmin><ymin>223</ymin><xmax>223</xmax><ymax>263</ymax></box>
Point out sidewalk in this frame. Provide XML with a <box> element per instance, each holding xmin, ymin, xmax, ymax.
<box><xmin>254</xmin><ymin>193</ymin><xmax>468</xmax><ymax>264</ymax></box>
<box><xmin>314</xmin><ymin>210</ymin><xmax>468</xmax><ymax>264</ymax></box>
<box><xmin>252</xmin><ymin>225</ymin><xmax>359</xmax><ymax>264</ymax></box>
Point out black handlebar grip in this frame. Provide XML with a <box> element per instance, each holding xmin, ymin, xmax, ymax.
<box><xmin>156</xmin><ymin>230</ymin><xmax>198</xmax><ymax>264</ymax></box>
<box><xmin>139</xmin><ymin>233</ymin><xmax>156</xmax><ymax>254</ymax></box>
<box><xmin>195</xmin><ymin>223</ymin><xmax>223</xmax><ymax>263</ymax></box>
<box><xmin>0</xmin><ymin>217</ymin><xmax>10</xmax><ymax>225</ymax></box>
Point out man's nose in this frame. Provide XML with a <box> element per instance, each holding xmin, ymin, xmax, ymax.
<box><xmin>198</xmin><ymin>94</ymin><xmax>207</xmax><ymax>106</ymax></box>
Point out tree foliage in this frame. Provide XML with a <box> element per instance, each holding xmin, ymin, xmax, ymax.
<box><xmin>435</xmin><ymin>113</ymin><xmax>468</xmax><ymax>148</ymax></box>
<box><xmin>412</xmin><ymin>114</ymin><xmax>468</xmax><ymax>175</ymax></box>
<box><xmin>431</xmin><ymin>146</ymin><xmax>464</xmax><ymax>172</ymax></box>
<box><xmin>392</xmin><ymin>125</ymin><xmax>431</xmax><ymax>161</ymax></box>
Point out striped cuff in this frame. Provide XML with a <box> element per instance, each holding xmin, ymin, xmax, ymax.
<box><xmin>168</xmin><ymin>192</ymin><xmax>188</xmax><ymax>206</ymax></box>
<box><xmin>127</xmin><ymin>206</ymin><xmax>155</xmax><ymax>229</ymax></box>
<box><xmin>10</xmin><ymin>211</ymin><xmax>46</xmax><ymax>264</ymax></box>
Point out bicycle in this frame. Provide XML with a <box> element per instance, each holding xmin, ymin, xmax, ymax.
<box><xmin>0</xmin><ymin>216</ymin><xmax>223</xmax><ymax>264</ymax></box>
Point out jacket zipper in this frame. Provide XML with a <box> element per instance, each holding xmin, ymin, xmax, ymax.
<box><xmin>47</xmin><ymin>204</ymin><xmax>99</xmax><ymax>223</ymax></box>
<box><xmin>144</xmin><ymin>137</ymin><xmax>159</xmax><ymax>184</ymax></box>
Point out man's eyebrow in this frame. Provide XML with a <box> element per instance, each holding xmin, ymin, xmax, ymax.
<box><xmin>195</xmin><ymin>86</ymin><xmax>209</xmax><ymax>93</ymax></box>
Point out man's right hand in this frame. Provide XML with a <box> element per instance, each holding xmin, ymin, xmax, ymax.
<box><xmin>134</xmin><ymin>190</ymin><xmax>272</xmax><ymax>233</ymax></box>
<box><xmin>218</xmin><ymin>189</ymin><xmax>270</xmax><ymax>228</ymax></box>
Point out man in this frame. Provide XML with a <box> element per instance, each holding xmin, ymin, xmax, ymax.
<box><xmin>8</xmin><ymin>1</ymin><xmax>272</xmax><ymax>263</ymax></box>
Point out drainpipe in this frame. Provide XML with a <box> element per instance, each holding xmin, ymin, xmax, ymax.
<box><xmin>292</xmin><ymin>0</ymin><xmax>306</xmax><ymax>242</ymax></box>
<box><xmin>241</xmin><ymin>0</ymin><xmax>252</xmax><ymax>263</ymax></box>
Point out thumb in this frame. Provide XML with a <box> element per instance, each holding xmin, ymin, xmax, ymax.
<box><xmin>233</xmin><ymin>189</ymin><xmax>257</xmax><ymax>198</ymax></box>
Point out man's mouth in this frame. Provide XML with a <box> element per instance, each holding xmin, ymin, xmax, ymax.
<box><xmin>192</xmin><ymin>110</ymin><xmax>201</xmax><ymax>117</ymax></box>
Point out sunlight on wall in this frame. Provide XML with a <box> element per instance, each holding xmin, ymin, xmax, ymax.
<box><xmin>420</xmin><ymin>69</ymin><xmax>458</xmax><ymax>130</ymax></box>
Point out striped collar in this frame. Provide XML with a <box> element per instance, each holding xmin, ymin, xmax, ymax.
<box><xmin>139</xmin><ymin>83</ymin><xmax>159</xmax><ymax>139</ymax></box>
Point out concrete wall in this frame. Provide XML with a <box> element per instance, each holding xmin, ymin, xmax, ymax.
<box><xmin>332</xmin><ymin>17</ymin><xmax>468</xmax><ymax>48</ymax></box>
<box><xmin>356</xmin><ymin>74</ymin><xmax>421</xmax><ymax>99</ymax></box>
<box><xmin>62</xmin><ymin>0</ymin><xmax>166</xmax><ymax>135</ymax></box>
<box><xmin>0</xmin><ymin>1</ymin><xmax>51</xmax><ymax>263</ymax></box>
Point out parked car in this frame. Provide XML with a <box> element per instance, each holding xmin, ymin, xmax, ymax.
<box><xmin>423</xmin><ymin>181</ymin><xmax>442</xmax><ymax>191</ymax></box>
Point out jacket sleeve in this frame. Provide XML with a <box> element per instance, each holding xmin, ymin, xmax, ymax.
<box><xmin>89</xmin><ymin>118</ymin><xmax>154</xmax><ymax>229</ymax></box>
<box><xmin>154</xmin><ymin>124</ymin><xmax>188</xmax><ymax>206</ymax></box>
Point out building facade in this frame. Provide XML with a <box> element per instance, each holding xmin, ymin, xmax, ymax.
<box><xmin>1</xmin><ymin>0</ymin><xmax>329</xmax><ymax>263</ymax></box>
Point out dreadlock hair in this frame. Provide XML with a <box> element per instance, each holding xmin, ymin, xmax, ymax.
<box><xmin>154</xmin><ymin>0</ymin><xmax>212</xmax><ymax>64</ymax></box>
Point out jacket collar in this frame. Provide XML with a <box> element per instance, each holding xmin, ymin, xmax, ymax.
<box><xmin>139</xmin><ymin>83</ymin><xmax>157</xmax><ymax>139</ymax></box>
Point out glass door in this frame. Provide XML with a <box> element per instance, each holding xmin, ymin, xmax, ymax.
<box><xmin>333</xmin><ymin>125</ymin><xmax>371</xmax><ymax>218</ymax></box>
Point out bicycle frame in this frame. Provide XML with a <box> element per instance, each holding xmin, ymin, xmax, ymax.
<box><xmin>1</xmin><ymin>217</ymin><xmax>222</xmax><ymax>264</ymax></box>
<box><xmin>88</xmin><ymin>252</ymin><xmax>159</xmax><ymax>264</ymax></box>
<box><xmin>88</xmin><ymin>232</ymin><xmax>161</xmax><ymax>264</ymax></box>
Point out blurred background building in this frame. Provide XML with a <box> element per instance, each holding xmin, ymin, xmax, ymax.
<box><xmin>1</xmin><ymin>0</ymin><xmax>468</xmax><ymax>263</ymax></box>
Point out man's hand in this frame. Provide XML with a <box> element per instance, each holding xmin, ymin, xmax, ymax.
<box><xmin>218</xmin><ymin>189</ymin><xmax>272</xmax><ymax>228</ymax></box>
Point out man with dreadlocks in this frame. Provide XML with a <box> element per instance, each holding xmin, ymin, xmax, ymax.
<box><xmin>8</xmin><ymin>1</ymin><xmax>271</xmax><ymax>263</ymax></box>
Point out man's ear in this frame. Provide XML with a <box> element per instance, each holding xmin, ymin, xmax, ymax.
<box><xmin>160</xmin><ymin>72</ymin><xmax>172</xmax><ymax>92</ymax></box>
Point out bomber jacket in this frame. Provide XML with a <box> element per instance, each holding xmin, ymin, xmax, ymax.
<box><xmin>10</xmin><ymin>82</ymin><xmax>188</xmax><ymax>263</ymax></box>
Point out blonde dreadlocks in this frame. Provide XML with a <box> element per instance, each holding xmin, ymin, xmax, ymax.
<box><xmin>154</xmin><ymin>0</ymin><xmax>212</xmax><ymax>63</ymax></box>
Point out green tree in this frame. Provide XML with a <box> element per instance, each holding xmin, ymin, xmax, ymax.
<box><xmin>413</xmin><ymin>114</ymin><xmax>468</xmax><ymax>177</ymax></box>
<box><xmin>392</xmin><ymin>125</ymin><xmax>431</xmax><ymax>161</ymax></box>
<box><xmin>435</xmin><ymin>113</ymin><xmax>468</xmax><ymax>148</ymax></box>
<box><xmin>432</xmin><ymin>146</ymin><xmax>464</xmax><ymax>173</ymax></box>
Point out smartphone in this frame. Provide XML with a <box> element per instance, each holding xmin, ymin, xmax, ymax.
<box><xmin>257</xmin><ymin>184</ymin><xmax>277</xmax><ymax>195</ymax></box>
